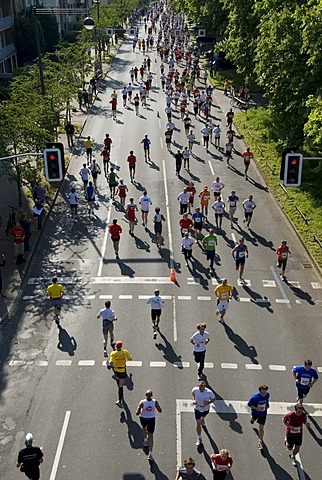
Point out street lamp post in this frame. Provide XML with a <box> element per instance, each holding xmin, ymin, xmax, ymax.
<box><xmin>93</xmin><ymin>0</ymin><xmax>102</xmax><ymax>64</ymax></box>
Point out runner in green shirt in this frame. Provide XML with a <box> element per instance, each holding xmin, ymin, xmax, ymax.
<box><xmin>108</xmin><ymin>167</ymin><xmax>119</xmax><ymax>199</ymax></box>
<box><xmin>202</xmin><ymin>229</ymin><xmax>217</xmax><ymax>273</ymax></box>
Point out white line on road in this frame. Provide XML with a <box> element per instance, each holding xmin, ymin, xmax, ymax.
<box><xmin>162</xmin><ymin>159</ymin><xmax>174</xmax><ymax>268</ymax></box>
<box><xmin>97</xmin><ymin>206</ymin><xmax>112</xmax><ymax>277</ymax></box>
<box><xmin>317</xmin><ymin>367</ymin><xmax>322</xmax><ymax>373</ymax></box>
<box><xmin>127</xmin><ymin>361</ymin><xmax>142</xmax><ymax>367</ymax></box>
<box><xmin>177</xmin><ymin>295</ymin><xmax>191</xmax><ymax>300</ymax></box>
<box><xmin>23</xmin><ymin>295</ymin><xmax>35</xmax><ymax>300</ymax></box>
<box><xmin>173</xmin><ymin>295</ymin><xmax>177</xmax><ymax>342</ymax></box>
<box><xmin>160</xmin><ymin>136</ymin><xmax>163</xmax><ymax>149</ymax></box>
<box><xmin>86</xmin><ymin>295</ymin><xmax>96</xmax><ymax>300</ymax></box>
<box><xmin>208</xmin><ymin>160</ymin><xmax>215</xmax><ymax>176</ymax></box>
<box><xmin>204</xmin><ymin>362</ymin><xmax>214</xmax><ymax>368</ymax></box>
<box><xmin>118</xmin><ymin>294</ymin><xmax>133</xmax><ymax>299</ymax></box>
<box><xmin>270</xmin><ymin>265</ymin><xmax>291</xmax><ymax>309</ymax></box>
<box><xmin>296</xmin><ymin>453</ymin><xmax>306</xmax><ymax>480</ymax></box>
<box><xmin>92</xmin><ymin>276</ymin><xmax>172</xmax><ymax>284</ymax></box>
<box><xmin>150</xmin><ymin>361</ymin><xmax>166</xmax><ymax>367</ymax></box>
<box><xmin>55</xmin><ymin>360</ymin><xmax>72</xmax><ymax>366</ymax></box>
<box><xmin>238</xmin><ymin>297</ymin><xmax>251</xmax><ymax>302</ymax></box>
<box><xmin>245</xmin><ymin>364</ymin><xmax>262</xmax><ymax>370</ymax></box>
<box><xmin>269</xmin><ymin>365</ymin><xmax>287</xmax><ymax>371</ymax></box>
<box><xmin>98</xmin><ymin>295</ymin><xmax>113</xmax><ymax>299</ymax></box>
<box><xmin>176</xmin><ymin>400</ymin><xmax>182</xmax><ymax>470</ymax></box>
<box><xmin>174</xmin><ymin>362</ymin><xmax>190</xmax><ymax>368</ymax></box>
<box><xmin>311</xmin><ymin>282</ymin><xmax>321</xmax><ymax>289</ymax></box>
<box><xmin>221</xmin><ymin>363</ymin><xmax>238</xmax><ymax>369</ymax></box>
<box><xmin>78</xmin><ymin>360</ymin><xmax>95</xmax><ymax>366</ymax></box>
<box><xmin>231</xmin><ymin>232</ymin><xmax>237</xmax><ymax>245</ymax></box>
<box><xmin>275</xmin><ymin>298</ymin><xmax>290</xmax><ymax>304</ymax></box>
<box><xmin>197</xmin><ymin>296</ymin><xmax>212</xmax><ymax>301</ymax></box>
<box><xmin>49</xmin><ymin>411</ymin><xmax>71</xmax><ymax>480</ymax></box>
<box><xmin>262</xmin><ymin>280</ymin><xmax>276</xmax><ymax>287</ymax></box>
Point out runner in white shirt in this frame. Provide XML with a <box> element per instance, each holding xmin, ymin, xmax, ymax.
<box><xmin>139</xmin><ymin>190</ymin><xmax>152</xmax><ymax>228</ymax></box>
<box><xmin>191</xmin><ymin>323</ymin><xmax>210</xmax><ymax>380</ymax></box>
<box><xmin>177</xmin><ymin>188</ymin><xmax>191</xmax><ymax>215</ymax></box>
<box><xmin>126</xmin><ymin>83</ymin><xmax>133</xmax><ymax>102</ymax></box>
<box><xmin>211</xmin><ymin>177</ymin><xmax>225</xmax><ymax>199</ymax></box>
<box><xmin>181</xmin><ymin>232</ymin><xmax>194</xmax><ymax>267</ymax></box>
<box><xmin>146</xmin><ymin>290</ymin><xmax>164</xmax><ymax>339</ymax></box>
<box><xmin>201</xmin><ymin>125</ymin><xmax>210</xmax><ymax>150</ymax></box>
<box><xmin>242</xmin><ymin>194</ymin><xmax>256</xmax><ymax>229</ymax></box>
<box><xmin>182</xmin><ymin>146</ymin><xmax>190</xmax><ymax>170</ymax></box>
<box><xmin>192</xmin><ymin>381</ymin><xmax>216</xmax><ymax>445</ymax></box>
<box><xmin>187</xmin><ymin>130</ymin><xmax>196</xmax><ymax>154</ymax></box>
<box><xmin>166</xmin><ymin>120</ymin><xmax>175</xmax><ymax>132</ymax></box>
<box><xmin>212</xmin><ymin>196</ymin><xmax>226</xmax><ymax>230</ymax></box>
<box><xmin>68</xmin><ymin>187</ymin><xmax>79</xmax><ymax>220</ymax></box>
<box><xmin>136</xmin><ymin>389</ymin><xmax>162</xmax><ymax>462</ymax></box>
<box><xmin>214</xmin><ymin>125</ymin><xmax>221</xmax><ymax>148</ymax></box>
<box><xmin>79</xmin><ymin>163</ymin><xmax>90</xmax><ymax>192</ymax></box>
<box><xmin>121</xmin><ymin>86</ymin><xmax>128</xmax><ymax>107</ymax></box>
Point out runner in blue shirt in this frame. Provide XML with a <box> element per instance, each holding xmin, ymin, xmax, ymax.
<box><xmin>192</xmin><ymin>208</ymin><xmax>204</xmax><ymax>239</ymax></box>
<box><xmin>292</xmin><ymin>359</ymin><xmax>319</xmax><ymax>404</ymax></box>
<box><xmin>232</xmin><ymin>237</ymin><xmax>248</xmax><ymax>283</ymax></box>
<box><xmin>227</xmin><ymin>191</ymin><xmax>239</xmax><ymax>227</ymax></box>
<box><xmin>141</xmin><ymin>134</ymin><xmax>151</xmax><ymax>161</ymax></box>
<box><xmin>247</xmin><ymin>385</ymin><xmax>270</xmax><ymax>450</ymax></box>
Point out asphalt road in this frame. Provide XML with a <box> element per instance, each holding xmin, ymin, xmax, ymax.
<box><xmin>0</xmin><ymin>21</ymin><xmax>322</xmax><ymax>480</ymax></box>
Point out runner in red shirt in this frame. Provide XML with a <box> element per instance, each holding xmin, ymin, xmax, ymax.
<box><xmin>110</xmin><ymin>98</ymin><xmax>117</xmax><ymax>120</ymax></box>
<box><xmin>179</xmin><ymin>214</ymin><xmax>193</xmax><ymax>237</ymax></box>
<box><xmin>211</xmin><ymin>449</ymin><xmax>233</xmax><ymax>480</ymax></box>
<box><xmin>104</xmin><ymin>134</ymin><xmax>113</xmax><ymax>152</ymax></box>
<box><xmin>100</xmin><ymin>147</ymin><xmax>110</xmax><ymax>175</ymax></box>
<box><xmin>127</xmin><ymin>150</ymin><xmax>137</xmax><ymax>182</ymax></box>
<box><xmin>11</xmin><ymin>222</ymin><xmax>26</xmax><ymax>265</ymax></box>
<box><xmin>283</xmin><ymin>403</ymin><xmax>310</xmax><ymax>466</ymax></box>
<box><xmin>187</xmin><ymin>182</ymin><xmax>196</xmax><ymax>214</ymax></box>
<box><xmin>126</xmin><ymin>198</ymin><xmax>138</xmax><ymax>235</ymax></box>
<box><xmin>116</xmin><ymin>179</ymin><xmax>128</xmax><ymax>208</ymax></box>
<box><xmin>108</xmin><ymin>219</ymin><xmax>122</xmax><ymax>259</ymax></box>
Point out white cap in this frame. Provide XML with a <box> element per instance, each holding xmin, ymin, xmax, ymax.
<box><xmin>25</xmin><ymin>433</ymin><xmax>33</xmax><ymax>446</ymax></box>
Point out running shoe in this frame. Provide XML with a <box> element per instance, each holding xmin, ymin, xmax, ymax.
<box><xmin>257</xmin><ymin>440</ymin><xmax>263</xmax><ymax>450</ymax></box>
<box><xmin>115</xmin><ymin>400</ymin><xmax>123</xmax><ymax>408</ymax></box>
<box><xmin>196</xmin><ymin>438</ymin><xmax>202</xmax><ymax>446</ymax></box>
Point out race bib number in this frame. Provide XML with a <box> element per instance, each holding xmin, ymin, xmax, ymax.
<box><xmin>230</xmin><ymin>202</ymin><xmax>236</xmax><ymax>207</ymax></box>
<box><xmin>217</xmin><ymin>465</ymin><xmax>227</xmax><ymax>471</ymax></box>
<box><xmin>208</xmin><ymin>240</ymin><xmax>215</xmax><ymax>246</ymax></box>
<box><xmin>182</xmin><ymin>229</ymin><xmax>188</xmax><ymax>234</ymax></box>
<box><xmin>290</xmin><ymin>426</ymin><xmax>301</xmax><ymax>434</ymax></box>
<box><xmin>257</xmin><ymin>403</ymin><xmax>266</xmax><ymax>411</ymax></box>
<box><xmin>238</xmin><ymin>251</ymin><xmax>245</xmax><ymax>257</ymax></box>
<box><xmin>221</xmin><ymin>292</ymin><xmax>228</xmax><ymax>299</ymax></box>
<box><xmin>281</xmin><ymin>252</ymin><xmax>288</xmax><ymax>258</ymax></box>
<box><xmin>300</xmin><ymin>377</ymin><xmax>310</xmax><ymax>386</ymax></box>
<box><xmin>195</xmin><ymin>218</ymin><xmax>201</xmax><ymax>222</ymax></box>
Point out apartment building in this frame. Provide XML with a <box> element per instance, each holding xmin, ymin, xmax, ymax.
<box><xmin>0</xmin><ymin>0</ymin><xmax>18</xmax><ymax>77</ymax></box>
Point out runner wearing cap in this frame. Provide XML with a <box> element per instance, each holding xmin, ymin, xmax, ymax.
<box><xmin>17</xmin><ymin>433</ymin><xmax>43</xmax><ymax>480</ymax></box>
<box><xmin>146</xmin><ymin>290</ymin><xmax>164</xmax><ymax>339</ymax></box>
<box><xmin>136</xmin><ymin>389</ymin><xmax>162</xmax><ymax>462</ymax></box>
<box><xmin>109</xmin><ymin>341</ymin><xmax>132</xmax><ymax>408</ymax></box>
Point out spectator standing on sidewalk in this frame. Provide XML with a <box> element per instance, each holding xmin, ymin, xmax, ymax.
<box><xmin>0</xmin><ymin>253</ymin><xmax>7</xmax><ymax>297</ymax></box>
<box><xmin>11</xmin><ymin>222</ymin><xmax>25</xmax><ymax>265</ymax></box>
<box><xmin>20</xmin><ymin>213</ymin><xmax>31</xmax><ymax>252</ymax></box>
<box><xmin>64</xmin><ymin>122</ymin><xmax>75</xmax><ymax>148</ymax></box>
<box><xmin>33</xmin><ymin>200</ymin><xmax>44</xmax><ymax>231</ymax></box>
<box><xmin>33</xmin><ymin>183</ymin><xmax>46</xmax><ymax>204</ymax></box>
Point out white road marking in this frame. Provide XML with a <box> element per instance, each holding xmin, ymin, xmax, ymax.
<box><xmin>92</xmin><ymin>276</ymin><xmax>172</xmax><ymax>284</ymax></box>
<box><xmin>231</xmin><ymin>232</ymin><xmax>237</xmax><ymax>244</ymax></box>
<box><xmin>237</xmin><ymin>278</ymin><xmax>251</xmax><ymax>286</ymax></box>
<box><xmin>23</xmin><ymin>295</ymin><xmax>35</xmax><ymax>300</ymax></box>
<box><xmin>288</xmin><ymin>281</ymin><xmax>301</xmax><ymax>288</ymax></box>
<box><xmin>98</xmin><ymin>295</ymin><xmax>113</xmax><ymax>299</ymax></box>
<box><xmin>270</xmin><ymin>265</ymin><xmax>291</xmax><ymax>308</ymax></box>
<box><xmin>127</xmin><ymin>361</ymin><xmax>142</xmax><ymax>367</ymax></box>
<box><xmin>177</xmin><ymin>295</ymin><xmax>191</xmax><ymax>300</ymax></box>
<box><xmin>176</xmin><ymin>399</ymin><xmax>322</xmax><ymax>416</ymax></box>
<box><xmin>49</xmin><ymin>411</ymin><xmax>71</xmax><ymax>480</ymax></box>
<box><xmin>150</xmin><ymin>361</ymin><xmax>166</xmax><ymax>367</ymax></box>
<box><xmin>9</xmin><ymin>360</ymin><xmax>25</xmax><ymax>366</ymax></box>
<box><xmin>97</xmin><ymin>206</ymin><xmax>112</xmax><ymax>277</ymax></box>
<box><xmin>197</xmin><ymin>296</ymin><xmax>212</xmax><ymax>300</ymax></box>
<box><xmin>78</xmin><ymin>360</ymin><xmax>95</xmax><ymax>366</ymax></box>
<box><xmin>212</xmin><ymin>278</ymin><xmax>220</xmax><ymax>285</ymax></box>
<box><xmin>317</xmin><ymin>367</ymin><xmax>322</xmax><ymax>373</ymax></box>
<box><xmin>34</xmin><ymin>360</ymin><xmax>49</xmax><ymax>367</ymax></box>
<box><xmin>238</xmin><ymin>297</ymin><xmax>251</xmax><ymax>302</ymax></box>
<box><xmin>174</xmin><ymin>361</ymin><xmax>190</xmax><ymax>368</ymax></box>
<box><xmin>221</xmin><ymin>363</ymin><xmax>238</xmax><ymax>369</ymax></box>
<box><xmin>118</xmin><ymin>294</ymin><xmax>133</xmax><ymax>299</ymax></box>
<box><xmin>55</xmin><ymin>360</ymin><xmax>72</xmax><ymax>366</ymax></box>
<box><xmin>262</xmin><ymin>280</ymin><xmax>276</xmax><ymax>287</ymax></box>
<box><xmin>162</xmin><ymin>159</ymin><xmax>174</xmax><ymax>268</ymax></box>
<box><xmin>187</xmin><ymin>277</ymin><xmax>201</xmax><ymax>285</ymax></box>
<box><xmin>176</xmin><ymin>399</ymin><xmax>182</xmax><ymax>470</ymax></box>
<box><xmin>296</xmin><ymin>453</ymin><xmax>306</xmax><ymax>480</ymax></box>
<box><xmin>204</xmin><ymin>362</ymin><xmax>214</xmax><ymax>368</ymax></box>
<box><xmin>276</xmin><ymin>298</ymin><xmax>290</xmax><ymax>304</ymax></box>
<box><xmin>208</xmin><ymin>160</ymin><xmax>215</xmax><ymax>176</ymax></box>
<box><xmin>245</xmin><ymin>364</ymin><xmax>262</xmax><ymax>370</ymax></box>
<box><xmin>269</xmin><ymin>365</ymin><xmax>286</xmax><ymax>371</ymax></box>
<box><xmin>160</xmin><ymin>136</ymin><xmax>163</xmax><ymax>149</ymax></box>
<box><xmin>173</xmin><ymin>295</ymin><xmax>177</xmax><ymax>342</ymax></box>
<box><xmin>256</xmin><ymin>297</ymin><xmax>270</xmax><ymax>304</ymax></box>
<box><xmin>86</xmin><ymin>295</ymin><xmax>96</xmax><ymax>300</ymax></box>
<box><xmin>295</xmin><ymin>299</ymin><xmax>301</xmax><ymax>304</ymax></box>
<box><xmin>311</xmin><ymin>282</ymin><xmax>321</xmax><ymax>289</ymax></box>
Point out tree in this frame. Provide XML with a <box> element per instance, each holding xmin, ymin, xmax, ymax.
<box><xmin>38</xmin><ymin>14</ymin><xmax>60</xmax><ymax>52</ymax></box>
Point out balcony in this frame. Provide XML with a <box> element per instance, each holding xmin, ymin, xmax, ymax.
<box><xmin>0</xmin><ymin>15</ymin><xmax>14</xmax><ymax>32</ymax></box>
<box><xmin>0</xmin><ymin>43</ymin><xmax>16</xmax><ymax>62</ymax></box>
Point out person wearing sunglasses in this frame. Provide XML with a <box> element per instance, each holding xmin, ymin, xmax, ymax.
<box><xmin>175</xmin><ymin>456</ymin><xmax>206</xmax><ymax>480</ymax></box>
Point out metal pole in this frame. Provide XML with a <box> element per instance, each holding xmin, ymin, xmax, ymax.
<box><xmin>97</xmin><ymin>1</ymin><xmax>102</xmax><ymax>64</ymax></box>
<box><xmin>14</xmin><ymin>158</ymin><xmax>22</xmax><ymax>207</ymax></box>
<box><xmin>32</xmin><ymin>7</ymin><xmax>46</xmax><ymax>96</ymax></box>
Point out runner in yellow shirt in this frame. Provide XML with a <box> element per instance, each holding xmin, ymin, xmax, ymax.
<box><xmin>46</xmin><ymin>277</ymin><xmax>64</xmax><ymax>325</ymax></box>
<box><xmin>214</xmin><ymin>278</ymin><xmax>233</xmax><ymax>324</ymax></box>
<box><xmin>108</xmin><ymin>341</ymin><xmax>132</xmax><ymax>408</ymax></box>
<box><xmin>84</xmin><ymin>136</ymin><xmax>93</xmax><ymax>165</ymax></box>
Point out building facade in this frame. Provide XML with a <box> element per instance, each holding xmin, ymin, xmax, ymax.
<box><xmin>0</xmin><ymin>0</ymin><xmax>18</xmax><ymax>77</ymax></box>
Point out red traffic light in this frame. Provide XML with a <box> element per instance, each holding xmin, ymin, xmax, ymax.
<box><xmin>48</xmin><ymin>154</ymin><xmax>57</xmax><ymax>161</ymax></box>
<box><xmin>290</xmin><ymin>159</ymin><xmax>298</xmax><ymax>166</ymax></box>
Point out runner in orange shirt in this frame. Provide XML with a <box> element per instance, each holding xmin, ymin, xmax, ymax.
<box><xmin>198</xmin><ymin>186</ymin><xmax>211</xmax><ymax>219</ymax></box>
<box><xmin>242</xmin><ymin>147</ymin><xmax>254</xmax><ymax>180</ymax></box>
<box><xmin>276</xmin><ymin>240</ymin><xmax>291</xmax><ymax>281</ymax></box>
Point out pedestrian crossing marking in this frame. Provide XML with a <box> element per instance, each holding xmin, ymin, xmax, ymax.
<box><xmin>263</xmin><ymin>280</ymin><xmax>276</xmax><ymax>287</ymax></box>
<box><xmin>288</xmin><ymin>281</ymin><xmax>301</xmax><ymax>288</ymax></box>
<box><xmin>204</xmin><ymin>363</ymin><xmax>214</xmax><ymax>368</ymax></box>
<box><xmin>237</xmin><ymin>297</ymin><xmax>251</xmax><ymax>302</ymax></box>
<box><xmin>197</xmin><ymin>296</ymin><xmax>212</xmax><ymax>301</ymax></box>
<box><xmin>98</xmin><ymin>295</ymin><xmax>113</xmax><ymax>299</ymax></box>
<box><xmin>34</xmin><ymin>360</ymin><xmax>49</xmax><ymax>367</ymax></box>
<box><xmin>177</xmin><ymin>296</ymin><xmax>191</xmax><ymax>300</ymax></box>
<box><xmin>118</xmin><ymin>295</ymin><xmax>133</xmax><ymax>299</ymax></box>
<box><xmin>150</xmin><ymin>361</ymin><xmax>166</xmax><ymax>367</ymax></box>
<box><xmin>127</xmin><ymin>361</ymin><xmax>142</xmax><ymax>367</ymax></box>
<box><xmin>237</xmin><ymin>279</ymin><xmax>251</xmax><ymax>286</ymax></box>
<box><xmin>269</xmin><ymin>365</ymin><xmax>287</xmax><ymax>371</ymax></box>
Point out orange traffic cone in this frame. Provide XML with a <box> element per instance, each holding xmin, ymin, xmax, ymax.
<box><xmin>157</xmin><ymin>110</ymin><xmax>160</xmax><ymax>118</ymax></box>
<box><xmin>170</xmin><ymin>268</ymin><xmax>177</xmax><ymax>282</ymax></box>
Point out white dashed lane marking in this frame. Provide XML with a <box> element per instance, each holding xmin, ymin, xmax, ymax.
<box><xmin>150</xmin><ymin>361</ymin><xmax>166</xmax><ymax>367</ymax></box>
<box><xmin>269</xmin><ymin>365</ymin><xmax>287</xmax><ymax>371</ymax></box>
<box><xmin>262</xmin><ymin>280</ymin><xmax>276</xmax><ymax>287</ymax></box>
<box><xmin>55</xmin><ymin>360</ymin><xmax>72</xmax><ymax>366</ymax></box>
<box><xmin>221</xmin><ymin>363</ymin><xmax>238</xmax><ymax>369</ymax></box>
<box><xmin>311</xmin><ymin>282</ymin><xmax>321</xmax><ymax>289</ymax></box>
<box><xmin>78</xmin><ymin>360</ymin><xmax>95</xmax><ymax>366</ymax></box>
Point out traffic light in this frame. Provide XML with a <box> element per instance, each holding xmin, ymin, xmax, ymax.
<box><xmin>284</xmin><ymin>152</ymin><xmax>303</xmax><ymax>187</ymax></box>
<box><xmin>43</xmin><ymin>148</ymin><xmax>63</xmax><ymax>182</ymax></box>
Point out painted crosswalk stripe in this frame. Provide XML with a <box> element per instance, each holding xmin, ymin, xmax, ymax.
<box><xmin>221</xmin><ymin>363</ymin><xmax>238</xmax><ymax>369</ymax></box>
<box><xmin>9</xmin><ymin>360</ymin><xmax>25</xmax><ymax>366</ymax></box>
<box><xmin>276</xmin><ymin>298</ymin><xmax>290</xmax><ymax>304</ymax></box>
<box><xmin>263</xmin><ymin>280</ymin><xmax>276</xmax><ymax>287</ymax></box>
<box><xmin>237</xmin><ymin>297</ymin><xmax>251</xmax><ymax>302</ymax></box>
<box><xmin>55</xmin><ymin>360</ymin><xmax>72</xmax><ymax>366</ymax></box>
<box><xmin>311</xmin><ymin>282</ymin><xmax>321</xmax><ymax>289</ymax></box>
<box><xmin>118</xmin><ymin>295</ymin><xmax>133</xmax><ymax>299</ymax></box>
<box><xmin>150</xmin><ymin>361</ymin><xmax>166</xmax><ymax>367</ymax></box>
<box><xmin>174</xmin><ymin>362</ymin><xmax>190</xmax><ymax>368</ymax></box>
<box><xmin>34</xmin><ymin>360</ymin><xmax>49</xmax><ymax>367</ymax></box>
<box><xmin>92</xmin><ymin>277</ymin><xmax>172</xmax><ymax>284</ymax></box>
<box><xmin>245</xmin><ymin>364</ymin><xmax>262</xmax><ymax>370</ymax></box>
<box><xmin>269</xmin><ymin>365</ymin><xmax>287</xmax><ymax>371</ymax></box>
<box><xmin>187</xmin><ymin>277</ymin><xmax>201</xmax><ymax>285</ymax></box>
<box><xmin>204</xmin><ymin>363</ymin><xmax>214</xmax><ymax>368</ymax></box>
<box><xmin>178</xmin><ymin>296</ymin><xmax>191</xmax><ymax>300</ymax></box>
<box><xmin>99</xmin><ymin>295</ymin><xmax>113</xmax><ymax>299</ymax></box>
<box><xmin>197</xmin><ymin>296</ymin><xmax>212</xmax><ymax>301</ymax></box>
<box><xmin>138</xmin><ymin>295</ymin><xmax>172</xmax><ymax>300</ymax></box>
<box><xmin>78</xmin><ymin>360</ymin><xmax>95</xmax><ymax>366</ymax></box>
<box><xmin>127</xmin><ymin>361</ymin><xmax>142</xmax><ymax>367</ymax></box>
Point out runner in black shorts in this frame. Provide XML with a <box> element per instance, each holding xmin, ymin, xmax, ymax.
<box><xmin>136</xmin><ymin>390</ymin><xmax>162</xmax><ymax>462</ymax></box>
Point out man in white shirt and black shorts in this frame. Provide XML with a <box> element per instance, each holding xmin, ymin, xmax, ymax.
<box><xmin>139</xmin><ymin>190</ymin><xmax>152</xmax><ymax>229</ymax></box>
<box><xmin>192</xmin><ymin>381</ymin><xmax>216</xmax><ymax>446</ymax></box>
<box><xmin>136</xmin><ymin>389</ymin><xmax>162</xmax><ymax>462</ymax></box>
<box><xmin>146</xmin><ymin>290</ymin><xmax>164</xmax><ymax>339</ymax></box>
<box><xmin>97</xmin><ymin>301</ymin><xmax>117</xmax><ymax>356</ymax></box>
<box><xmin>191</xmin><ymin>323</ymin><xmax>210</xmax><ymax>380</ymax></box>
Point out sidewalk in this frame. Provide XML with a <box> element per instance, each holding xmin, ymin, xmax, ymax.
<box><xmin>0</xmin><ymin>42</ymin><xmax>120</xmax><ymax>323</ymax></box>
